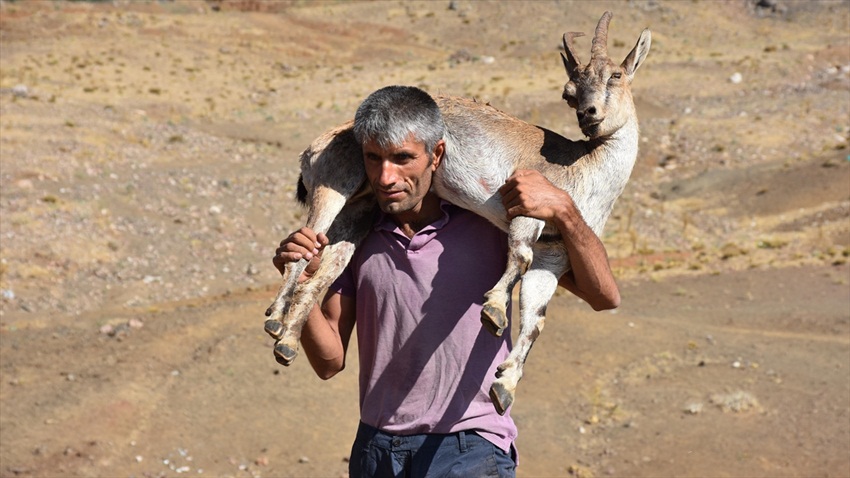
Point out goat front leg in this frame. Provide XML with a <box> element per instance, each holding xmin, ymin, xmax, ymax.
<box><xmin>481</xmin><ymin>216</ymin><xmax>544</xmax><ymax>337</ymax></box>
<box><xmin>490</xmin><ymin>244</ymin><xmax>568</xmax><ymax>415</ymax></box>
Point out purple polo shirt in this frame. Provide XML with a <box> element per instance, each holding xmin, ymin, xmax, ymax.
<box><xmin>330</xmin><ymin>201</ymin><xmax>517</xmax><ymax>454</ymax></box>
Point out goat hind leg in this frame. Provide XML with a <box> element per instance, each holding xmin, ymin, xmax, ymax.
<box><xmin>264</xmin><ymin>260</ymin><xmax>308</xmax><ymax>339</ymax></box>
<box><xmin>264</xmin><ymin>186</ymin><xmax>348</xmax><ymax>341</ymax></box>
<box><xmin>481</xmin><ymin>216</ymin><xmax>544</xmax><ymax>337</ymax></box>
<box><xmin>272</xmin><ymin>240</ymin><xmax>356</xmax><ymax>365</ymax></box>
<box><xmin>272</xmin><ymin>198</ymin><xmax>374</xmax><ymax>365</ymax></box>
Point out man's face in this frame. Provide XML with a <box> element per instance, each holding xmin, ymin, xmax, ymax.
<box><xmin>362</xmin><ymin>134</ymin><xmax>442</xmax><ymax>218</ymax></box>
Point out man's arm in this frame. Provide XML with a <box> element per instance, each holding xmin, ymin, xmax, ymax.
<box><xmin>499</xmin><ymin>170</ymin><xmax>620</xmax><ymax>311</ymax></box>
<box><xmin>273</xmin><ymin>228</ymin><xmax>356</xmax><ymax>379</ymax></box>
<box><xmin>299</xmin><ymin>291</ymin><xmax>356</xmax><ymax>379</ymax></box>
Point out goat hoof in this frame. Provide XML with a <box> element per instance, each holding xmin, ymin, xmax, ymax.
<box><xmin>489</xmin><ymin>381</ymin><xmax>514</xmax><ymax>416</ymax></box>
<box><xmin>481</xmin><ymin>305</ymin><xmax>507</xmax><ymax>337</ymax></box>
<box><xmin>273</xmin><ymin>342</ymin><xmax>298</xmax><ymax>366</ymax></box>
<box><xmin>264</xmin><ymin>319</ymin><xmax>284</xmax><ymax>340</ymax></box>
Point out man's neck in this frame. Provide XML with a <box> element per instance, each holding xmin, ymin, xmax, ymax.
<box><xmin>392</xmin><ymin>193</ymin><xmax>443</xmax><ymax>239</ymax></box>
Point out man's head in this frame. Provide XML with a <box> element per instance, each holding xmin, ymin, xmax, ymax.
<box><xmin>353</xmin><ymin>86</ymin><xmax>446</xmax><ymax>218</ymax></box>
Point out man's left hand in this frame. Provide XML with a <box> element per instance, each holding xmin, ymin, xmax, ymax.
<box><xmin>499</xmin><ymin>169</ymin><xmax>574</xmax><ymax>221</ymax></box>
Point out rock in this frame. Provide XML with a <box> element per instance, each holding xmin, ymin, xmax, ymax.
<box><xmin>754</xmin><ymin>0</ymin><xmax>787</xmax><ymax>14</ymax></box>
<box><xmin>12</xmin><ymin>84</ymin><xmax>28</xmax><ymax>98</ymax></box>
<box><xmin>729</xmin><ymin>72</ymin><xmax>743</xmax><ymax>84</ymax></box>
<box><xmin>449</xmin><ymin>49</ymin><xmax>474</xmax><ymax>64</ymax></box>
<box><xmin>710</xmin><ymin>391</ymin><xmax>761</xmax><ymax>413</ymax></box>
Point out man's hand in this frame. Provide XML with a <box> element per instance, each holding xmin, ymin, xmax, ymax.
<box><xmin>499</xmin><ymin>169</ymin><xmax>575</xmax><ymax>221</ymax></box>
<box><xmin>499</xmin><ymin>169</ymin><xmax>620</xmax><ymax>310</ymax></box>
<box><xmin>273</xmin><ymin>227</ymin><xmax>329</xmax><ymax>282</ymax></box>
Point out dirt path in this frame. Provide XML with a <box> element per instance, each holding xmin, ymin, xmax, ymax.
<box><xmin>1</xmin><ymin>265</ymin><xmax>847</xmax><ymax>477</ymax></box>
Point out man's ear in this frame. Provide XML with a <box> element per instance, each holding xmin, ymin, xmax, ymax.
<box><xmin>432</xmin><ymin>139</ymin><xmax>445</xmax><ymax>170</ymax></box>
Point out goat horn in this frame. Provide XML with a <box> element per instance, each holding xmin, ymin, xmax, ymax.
<box><xmin>562</xmin><ymin>31</ymin><xmax>585</xmax><ymax>68</ymax></box>
<box><xmin>591</xmin><ymin>11</ymin><xmax>613</xmax><ymax>59</ymax></box>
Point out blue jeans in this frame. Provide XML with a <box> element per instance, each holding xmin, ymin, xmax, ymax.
<box><xmin>349</xmin><ymin>421</ymin><xmax>516</xmax><ymax>478</ymax></box>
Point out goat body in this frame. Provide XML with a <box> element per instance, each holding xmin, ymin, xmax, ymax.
<box><xmin>264</xmin><ymin>11</ymin><xmax>651</xmax><ymax>415</ymax></box>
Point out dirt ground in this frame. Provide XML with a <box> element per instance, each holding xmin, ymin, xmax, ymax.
<box><xmin>1</xmin><ymin>1</ymin><xmax>848</xmax><ymax>477</ymax></box>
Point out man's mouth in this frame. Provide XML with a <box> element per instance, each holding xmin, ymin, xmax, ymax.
<box><xmin>378</xmin><ymin>189</ymin><xmax>405</xmax><ymax>200</ymax></box>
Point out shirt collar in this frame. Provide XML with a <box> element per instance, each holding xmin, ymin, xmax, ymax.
<box><xmin>374</xmin><ymin>199</ymin><xmax>456</xmax><ymax>235</ymax></box>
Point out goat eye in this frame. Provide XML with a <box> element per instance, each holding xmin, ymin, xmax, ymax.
<box><xmin>608</xmin><ymin>72</ymin><xmax>622</xmax><ymax>82</ymax></box>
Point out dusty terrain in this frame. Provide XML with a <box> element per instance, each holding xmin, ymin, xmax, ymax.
<box><xmin>1</xmin><ymin>1</ymin><xmax>848</xmax><ymax>477</ymax></box>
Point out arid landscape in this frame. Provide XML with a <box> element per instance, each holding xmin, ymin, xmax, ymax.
<box><xmin>1</xmin><ymin>1</ymin><xmax>848</xmax><ymax>477</ymax></box>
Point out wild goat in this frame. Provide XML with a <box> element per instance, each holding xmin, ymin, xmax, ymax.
<box><xmin>264</xmin><ymin>11</ymin><xmax>650</xmax><ymax>414</ymax></box>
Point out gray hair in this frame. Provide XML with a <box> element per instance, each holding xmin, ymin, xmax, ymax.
<box><xmin>353</xmin><ymin>85</ymin><xmax>446</xmax><ymax>154</ymax></box>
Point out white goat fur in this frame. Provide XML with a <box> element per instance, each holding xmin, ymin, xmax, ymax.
<box><xmin>264</xmin><ymin>11</ymin><xmax>651</xmax><ymax>414</ymax></box>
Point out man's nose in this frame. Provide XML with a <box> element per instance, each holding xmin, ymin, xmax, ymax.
<box><xmin>378</xmin><ymin>161</ymin><xmax>398</xmax><ymax>186</ymax></box>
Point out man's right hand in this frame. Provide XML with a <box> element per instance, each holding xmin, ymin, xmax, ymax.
<box><xmin>273</xmin><ymin>227</ymin><xmax>329</xmax><ymax>282</ymax></box>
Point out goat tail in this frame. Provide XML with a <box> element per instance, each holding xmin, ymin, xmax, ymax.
<box><xmin>296</xmin><ymin>174</ymin><xmax>308</xmax><ymax>206</ymax></box>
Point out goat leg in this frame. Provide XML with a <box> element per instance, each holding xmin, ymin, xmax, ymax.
<box><xmin>490</xmin><ymin>244</ymin><xmax>568</xmax><ymax>415</ymax></box>
<box><xmin>264</xmin><ymin>186</ymin><xmax>348</xmax><ymax>340</ymax></box>
<box><xmin>272</xmin><ymin>240</ymin><xmax>354</xmax><ymax>365</ymax></box>
<box><xmin>481</xmin><ymin>216</ymin><xmax>544</xmax><ymax>337</ymax></box>
<box><xmin>272</xmin><ymin>198</ymin><xmax>374</xmax><ymax>365</ymax></box>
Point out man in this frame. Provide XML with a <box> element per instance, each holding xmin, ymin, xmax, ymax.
<box><xmin>273</xmin><ymin>86</ymin><xmax>619</xmax><ymax>477</ymax></box>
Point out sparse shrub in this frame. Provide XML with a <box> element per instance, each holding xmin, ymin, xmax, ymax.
<box><xmin>757</xmin><ymin>239</ymin><xmax>787</xmax><ymax>249</ymax></box>
<box><xmin>720</xmin><ymin>242</ymin><xmax>746</xmax><ymax>260</ymax></box>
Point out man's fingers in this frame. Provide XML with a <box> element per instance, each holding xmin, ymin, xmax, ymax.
<box><xmin>499</xmin><ymin>176</ymin><xmax>520</xmax><ymax>195</ymax></box>
<box><xmin>272</xmin><ymin>227</ymin><xmax>327</xmax><ymax>277</ymax></box>
<box><xmin>316</xmin><ymin>232</ymin><xmax>329</xmax><ymax>248</ymax></box>
<box><xmin>275</xmin><ymin>234</ymin><xmax>320</xmax><ymax>264</ymax></box>
<box><xmin>283</xmin><ymin>229</ymin><xmax>323</xmax><ymax>255</ymax></box>
<box><xmin>500</xmin><ymin>184</ymin><xmax>522</xmax><ymax>206</ymax></box>
<box><xmin>277</xmin><ymin>241</ymin><xmax>311</xmax><ymax>258</ymax></box>
<box><xmin>505</xmin><ymin>205</ymin><xmax>526</xmax><ymax>220</ymax></box>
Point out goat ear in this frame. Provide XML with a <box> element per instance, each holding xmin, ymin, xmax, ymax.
<box><xmin>621</xmin><ymin>28</ymin><xmax>651</xmax><ymax>82</ymax></box>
